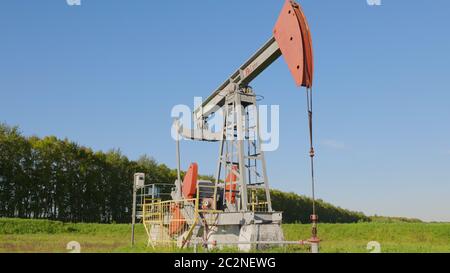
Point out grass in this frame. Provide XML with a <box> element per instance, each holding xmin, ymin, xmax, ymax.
<box><xmin>1</xmin><ymin>218</ymin><xmax>449</xmax><ymax>253</ymax></box>
<box><xmin>283</xmin><ymin>223</ymin><xmax>450</xmax><ymax>253</ymax></box>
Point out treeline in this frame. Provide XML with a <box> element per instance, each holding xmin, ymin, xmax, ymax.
<box><xmin>268</xmin><ymin>190</ymin><xmax>369</xmax><ymax>223</ymax></box>
<box><xmin>0</xmin><ymin>124</ymin><xmax>176</xmax><ymax>223</ymax></box>
<box><xmin>0</xmin><ymin>123</ymin><xmax>368</xmax><ymax>224</ymax></box>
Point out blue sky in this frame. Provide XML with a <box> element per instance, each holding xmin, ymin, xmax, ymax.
<box><xmin>1</xmin><ymin>0</ymin><xmax>449</xmax><ymax>221</ymax></box>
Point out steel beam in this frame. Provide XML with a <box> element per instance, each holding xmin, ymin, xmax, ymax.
<box><xmin>193</xmin><ymin>37</ymin><xmax>281</xmax><ymax>124</ymax></box>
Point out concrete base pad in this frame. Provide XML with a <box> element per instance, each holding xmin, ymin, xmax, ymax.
<box><xmin>203</xmin><ymin>211</ymin><xmax>284</xmax><ymax>252</ymax></box>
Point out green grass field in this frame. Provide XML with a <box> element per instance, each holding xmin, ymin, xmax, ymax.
<box><xmin>1</xmin><ymin>218</ymin><xmax>449</xmax><ymax>253</ymax></box>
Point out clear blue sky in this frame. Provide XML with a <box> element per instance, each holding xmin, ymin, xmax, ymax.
<box><xmin>1</xmin><ymin>0</ymin><xmax>449</xmax><ymax>221</ymax></box>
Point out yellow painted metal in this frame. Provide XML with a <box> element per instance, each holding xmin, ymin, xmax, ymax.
<box><xmin>142</xmin><ymin>197</ymin><xmax>198</xmax><ymax>247</ymax></box>
<box><xmin>249</xmin><ymin>190</ymin><xmax>269</xmax><ymax>212</ymax></box>
<box><xmin>142</xmin><ymin>181</ymin><xmax>226</xmax><ymax>248</ymax></box>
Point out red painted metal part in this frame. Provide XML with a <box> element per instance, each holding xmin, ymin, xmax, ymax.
<box><xmin>225</xmin><ymin>165</ymin><xmax>238</xmax><ymax>203</ymax></box>
<box><xmin>182</xmin><ymin>163</ymin><xmax>198</xmax><ymax>199</ymax></box>
<box><xmin>274</xmin><ymin>0</ymin><xmax>314</xmax><ymax>88</ymax></box>
<box><xmin>169</xmin><ymin>203</ymin><xmax>186</xmax><ymax>236</ymax></box>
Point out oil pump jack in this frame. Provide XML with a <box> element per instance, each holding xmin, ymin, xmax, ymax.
<box><xmin>142</xmin><ymin>0</ymin><xmax>319</xmax><ymax>252</ymax></box>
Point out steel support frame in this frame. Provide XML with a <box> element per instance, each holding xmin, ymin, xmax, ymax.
<box><xmin>214</xmin><ymin>89</ymin><xmax>272</xmax><ymax>213</ymax></box>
